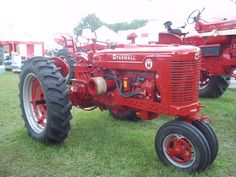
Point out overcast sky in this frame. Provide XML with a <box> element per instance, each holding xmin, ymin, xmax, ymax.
<box><xmin>1</xmin><ymin>0</ymin><xmax>235</xmax><ymax>42</ymax></box>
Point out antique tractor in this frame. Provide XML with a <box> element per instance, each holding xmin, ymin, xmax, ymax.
<box><xmin>19</xmin><ymin>30</ymin><xmax>218</xmax><ymax>172</ymax></box>
<box><xmin>158</xmin><ymin>8</ymin><xmax>236</xmax><ymax>98</ymax></box>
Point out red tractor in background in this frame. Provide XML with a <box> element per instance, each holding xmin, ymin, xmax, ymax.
<box><xmin>157</xmin><ymin>8</ymin><xmax>236</xmax><ymax>98</ymax></box>
<box><xmin>19</xmin><ymin>28</ymin><xmax>218</xmax><ymax>172</ymax></box>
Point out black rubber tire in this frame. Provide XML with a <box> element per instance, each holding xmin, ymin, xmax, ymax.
<box><xmin>155</xmin><ymin>120</ymin><xmax>211</xmax><ymax>171</ymax></box>
<box><xmin>192</xmin><ymin>120</ymin><xmax>218</xmax><ymax>165</ymax></box>
<box><xmin>108</xmin><ymin>108</ymin><xmax>140</xmax><ymax>121</ymax></box>
<box><xmin>200</xmin><ymin>75</ymin><xmax>230</xmax><ymax>98</ymax></box>
<box><xmin>19</xmin><ymin>57</ymin><xmax>72</xmax><ymax>144</ymax></box>
<box><xmin>55</xmin><ymin>49</ymin><xmax>75</xmax><ymax>84</ymax></box>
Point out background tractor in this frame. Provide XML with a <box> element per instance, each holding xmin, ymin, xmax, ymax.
<box><xmin>157</xmin><ymin>8</ymin><xmax>236</xmax><ymax>98</ymax></box>
<box><xmin>19</xmin><ymin>28</ymin><xmax>218</xmax><ymax>172</ymax></box>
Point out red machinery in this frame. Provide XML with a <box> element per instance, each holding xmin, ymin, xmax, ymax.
<box><xmin>158</xmin><ymin>9</ymin><xmax>236</xmax><ymax>98</ymax></box>
<box><xmin>0</xmin><ymin>40</ymin><xmax>44</xmax><ymax>59</ymax></box>
<box><xmin>0</xmin><ymin>40</ymin><xmax>44</xmax><ymax>71</ymax></box>
<box><xmin>19</xmin><ymin>30</ymin><xmax>218</xmax><ymax>172</ymax></box>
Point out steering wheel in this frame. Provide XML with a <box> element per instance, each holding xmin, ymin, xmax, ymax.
<box><xmin>187</xmin><ymin>9</ymin><xmax>201</xmax><ymax>24</ymax></box>
<box><xmin>75</xmin><ymin>26</ymin><xmax>97</xmax><ymax>48</ymax></box>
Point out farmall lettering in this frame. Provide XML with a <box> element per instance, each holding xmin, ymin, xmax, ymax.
<box><xmin>112</xmin><ymin>54</ymin><xmax>135</xmax><ymax>60</ymax></box>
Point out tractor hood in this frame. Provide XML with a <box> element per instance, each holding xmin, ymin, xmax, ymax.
<box><xmin>92</xmin><ymin>44</ymin><xmax>200</xmax><ymax>71</ymax></box>
<box><xmin>96</xmin><ymin>44</ymin><xmax>198</xmax><ymax>54</ymax></box>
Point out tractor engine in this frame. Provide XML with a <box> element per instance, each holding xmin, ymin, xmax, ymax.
<box><xmin>69</xmin><ymin>45</ymin><xmax>201</xmax><ymax>120</ymax></box>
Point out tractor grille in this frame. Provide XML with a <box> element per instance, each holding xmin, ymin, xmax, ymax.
<box><xmin>170</xmin><ymin>60</ymin><xmax>200</xmax><ymax>104</ymax></box>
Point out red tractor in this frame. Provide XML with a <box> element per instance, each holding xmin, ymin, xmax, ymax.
<box><xmin>158</xmin><ymin>8</ymin><xmax>236</xmax><ymax>98</ymax></box>
<box><xmin>19</xmin><ymin>30</ymin><xmax>218</xmax><ymax>172</ymax></box>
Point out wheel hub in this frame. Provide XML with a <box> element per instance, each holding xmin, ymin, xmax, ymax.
<box><xmin>163</xmin><ymin>134</ymin><xmax>196</xmax><ymax>168</ymax></box>
<box><xmin>31</xmin><ymin>79</ymin><xmax>47</xmax><ymax>127</ymax></box>
<box><xmin>23</xmin><ymin>73</ymin><xmax>47</xmax><ymax>134</ymax></box>
<box><xmin>166</xmin><ymin>137</ymin><xmax>192</xmax><ymax>163</ymax></box>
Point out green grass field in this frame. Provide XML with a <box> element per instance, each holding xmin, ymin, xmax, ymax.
<box><xmin>0</xmin><ymin>72</ymin><xmax>236</xmax><ymax>177</ymax></box>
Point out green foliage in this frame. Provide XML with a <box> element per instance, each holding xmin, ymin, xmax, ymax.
<box><xmin>73</xmin><ymin>14</ymin><xmax>148</xmax><ymax>34</ymax></box>
<box><xmin>73</xmin><ymin>14</ymin><xmax>103</xmax><ymax>35</ymax></box>
<box><xmin>1</xmin><ymin>72</ymin><xmax>236</xmax><ymax>177</ymax></box>
<box><xmin>105</xmin><ymin>19</ymin><xmax>148</xmax><ymax>32</ymax></box>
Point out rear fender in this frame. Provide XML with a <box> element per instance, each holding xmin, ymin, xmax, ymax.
<box><xmin>157</xmin><ymin>32</ymin><xmax>183</xmax><ymax>45</ymax></box>
<box><xmin>49</xmin><ymin>57</ymin><xmax>69</xmax><ymax>77</ymax></box>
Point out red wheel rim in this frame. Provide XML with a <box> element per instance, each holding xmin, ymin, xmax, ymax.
<box><xmin>166</xmin><ymin>137</ymin><xmax>192</xmax><ymax>163</ymax></box>
<box><xmin>163</xmin><ymin>134</ymin><xmax>196</xmax><ymax>168</ymax></box>
<box><xmin>31</xmin><ymin>79</ymin><xmax>47</xmax><ymax>127</ymax></box>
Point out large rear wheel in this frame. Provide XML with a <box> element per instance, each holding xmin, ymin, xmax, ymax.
<box><xmin>200</xmin><ymin>73</ymin><xmax>230</xmax><ymax>98</ymax></box>
<box><xmin>19</xmin><ymin>57</ymin><xmax>72</xmax><ymax>144</ymax></box>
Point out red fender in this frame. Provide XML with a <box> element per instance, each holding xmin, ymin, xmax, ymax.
<box><xmin>49</xmin><ymin>57</ymin><xmax>69</xmax><ymax>77</ymax></box>
<box><xmin>157</xmin><ymin>32</ymin><xmax>183</xmax><ymax>45</ymax></box>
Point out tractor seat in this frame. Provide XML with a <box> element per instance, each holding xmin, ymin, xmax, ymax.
<box><xmin>163</xmin><ymin>21</ymin><xmax>186</xmax><ymax>35</ymax></box>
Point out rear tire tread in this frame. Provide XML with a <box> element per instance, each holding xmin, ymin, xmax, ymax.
<box><xmin>200</xmin><ymin>75</ymin><xmax>230</xmax><ymax>98</ymax></box>
<box><xmin>19</xmin><ymin>57</ymin><xmax>72</xmax><ymax>144</ymax></box>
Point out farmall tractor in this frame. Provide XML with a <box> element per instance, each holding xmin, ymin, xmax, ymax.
<box><xmin>157</xmin><ymin>8</ymin><xmax>236</xmax><ymax>98</ymax></box>
<box><xmin>19</xmin><ymin>29</ymin><xmax>218</xmax><ymax>172</ymax></box>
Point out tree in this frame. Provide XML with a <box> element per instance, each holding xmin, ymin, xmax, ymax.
<box><xmin>129</xmin><ymin>19</ymin><xmax>148</xmax><ymax>30</ymax></box>
<box><xmin>73</xmin><ymin>14</ymin><xmax>103</xmax><ymax>35</ymax></box>
<box><xmin>73</xmin><ymin>14</ymin><xmax>148</xmax><ymax>34</ymax></box>
<box><xmin>105</xmin><ymin>19</ymin><xmax>148</xmax><ymax>32</ymax></box>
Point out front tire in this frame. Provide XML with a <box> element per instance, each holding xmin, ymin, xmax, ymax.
<box><xmin>155</xmin><ymin>120</ymin><xmax>211</xmax><ymax>171</ymax></box>
<box><xmin>192</xmin><ymin>120</ymin><xmax>218</xmax><ymax>165</ymax></box>
<box><xmin>19</xmin><ymin>57</ymin><xmax>72</xmax><ymax>144</ymax></box>
<box><xmin>200</xmin><ymin>74</ymin><xmax>230</xmax><ymax>98</ymax></box>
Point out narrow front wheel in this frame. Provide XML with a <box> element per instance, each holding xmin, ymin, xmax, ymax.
<box><xmin>192</xmin><ymin>120</ymin><xmax>218</xmax><ymax>165</ymax></box>
<box><xmin>155</xmin><ymin>120</ymin><xmax>211</xmax><ymax>171</ymax></box>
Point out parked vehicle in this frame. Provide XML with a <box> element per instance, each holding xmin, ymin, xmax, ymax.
<box><xmin>0</xmin><ymin>40</ymin><xmax>44</xmax><ymax>71</ymax></box>
<box><xmin>19</xmin><ymin>29</ymin><xmax>218</xmax><ymax>171</ymax></box>
<box><xmin>157</xmin><ymin>8</ymin><xmax>236</xmax><ymax>98</ymax></box>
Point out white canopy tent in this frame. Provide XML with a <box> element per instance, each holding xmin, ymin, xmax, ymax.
<box><xmin>95</xmin><ymin>25</ymin><xmax>119</xmax><ymax>43</ymax></box>
<box><xmin>0</xmin><ymin>21</ymin><xmax>44</xmax><ymax>69</ymax></box>
<box><xmin>117</xmin><ymin>21</ymin><xmax>165</xmax><ymax>44</ymax></box>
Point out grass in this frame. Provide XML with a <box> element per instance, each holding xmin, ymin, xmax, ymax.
<box><xmin>0</xmin><ymin>71</ymin><xmax>236</xmax><ymax>177</ymax></box>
